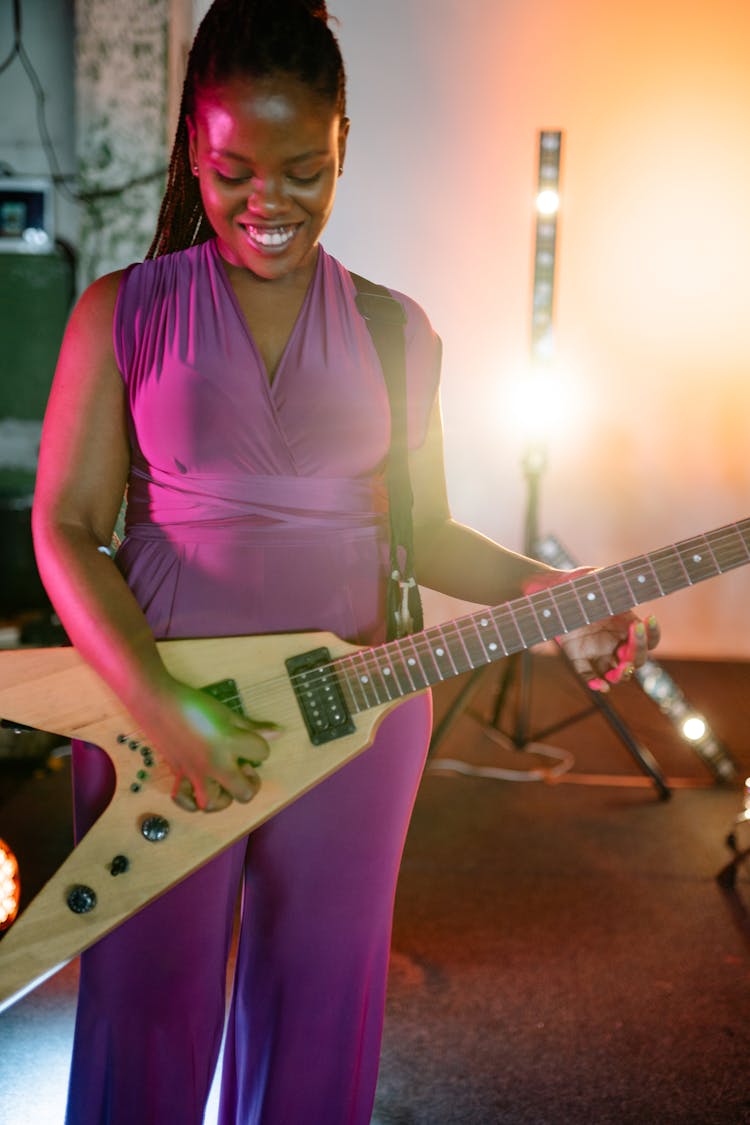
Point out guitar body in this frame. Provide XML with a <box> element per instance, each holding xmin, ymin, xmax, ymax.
<box><xmin>0</xmin><ymin>632</ymin><xmax>405</xmax><ymax>1012</ymax></box>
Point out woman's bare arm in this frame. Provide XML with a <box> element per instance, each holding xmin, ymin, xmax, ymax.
<box><xmin>32</xmin><ymin>273</ymin><xmax>271</xmax><ymax>809</ymax></box>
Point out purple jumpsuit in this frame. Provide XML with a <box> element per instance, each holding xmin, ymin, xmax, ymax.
<box><xmin>65</xmin><ymin>239</ymin><xmax>441</xmax><ymax>1125</ymax></box>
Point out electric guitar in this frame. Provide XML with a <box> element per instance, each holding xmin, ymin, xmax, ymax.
<box><xmin>1</xmin><ymin>517</ymin><xmax>748</xmax><ymax>1012</ymax></box>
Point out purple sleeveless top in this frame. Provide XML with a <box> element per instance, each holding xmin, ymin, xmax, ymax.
<box><xmin>113</xmin><ymin>239</ymin><xmax>441</xmax><ymax>645</ymax></box>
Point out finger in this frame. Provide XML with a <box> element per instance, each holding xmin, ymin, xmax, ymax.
<box><xmin>646</xmin><ymin>615</ymin><xmax>660</xmax><ymax>650</ymax></box>
<box><xmin>203</xmin><ymin>778</ymin><xmax>233</xmax><ymax>813</ymax></box>
<box><xmin>587</xmin><ymin>675</ymin><xmax>611</xmax><ymax>693</ymax></box>
<box><xmin>566</xmin><ymin>652</ymin><xmax>611</xmax><ymax>693</ymax></box>
<box><xmin>237</xmin><ymin>761</ymin><xmax>262</xmax><ymax>801</ymax></box>
<box><xmin>615</xmin><ymin>621</ymin><xmax>644</xmax><ymax>666</ymax></box>
<box><xmin>231</xmin><ymin>714</ymin><xmax>283</xmax><ymax>739</ymax></box>
<box><xmin>172</xmin><ymin>776</ymin><xmax>199</xmax><ymax>812</ymax></box>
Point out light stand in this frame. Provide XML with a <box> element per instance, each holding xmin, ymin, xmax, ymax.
<box><xmin>430</xmin><ymin>129</ymin><xmax>671</xmax><ymax>798</ymax></box>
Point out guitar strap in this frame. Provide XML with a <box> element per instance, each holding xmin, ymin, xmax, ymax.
<box><xmin>350</xmin><ymin>271</ymin><xmax>424</xmax><ymax>641</ymax></box>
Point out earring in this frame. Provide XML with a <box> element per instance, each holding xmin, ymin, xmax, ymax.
<box><xmin>192</xmin><ymin>164</ymin><xmax>199</xmax><ymax>175</ymax></box>
<box><xmin>338</xmin><ymin>165</ymin><xmax>344</xmax><ymax>175</ymax></box>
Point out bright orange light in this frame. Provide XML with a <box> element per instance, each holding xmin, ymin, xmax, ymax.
<box><xmin>506</xmin><ymin>363</ymin><xmax>584</xmax><ymax>446</ymax></box>
<box><xmin>0</xmin><ymin>838</ymin><xmax>20</xmax><ymax>931</ymax></box>
<box><xmin>681</xmin><ymin>716</ymin><xmax>707</xmax><ymax>743</ymax></box>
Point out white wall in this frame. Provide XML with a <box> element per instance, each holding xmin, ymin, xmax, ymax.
<box><xmin>325</xmin><ymin>0</ymin><xmax>750</xmax><ymax>658</ymax></box>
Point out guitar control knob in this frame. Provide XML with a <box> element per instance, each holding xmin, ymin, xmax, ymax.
<box><xmin>140</xmin><ymin>815</ymin><xmax>170</xmax><ymax>842</ymax></box>
<box><xmin>110</xmin><ymin>855</ymin><xmax>130</xmax><ymax>876</ymax></box>
<box><xmin>67</xmin><ymin>885</ymin><xmax>97</xmax><ymax>914</ymax></box>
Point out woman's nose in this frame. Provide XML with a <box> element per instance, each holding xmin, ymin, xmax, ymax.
<box><xmin>247</xmin><ymin>177</ymin><xmax>286</xmax><ymax>214</ymax></box>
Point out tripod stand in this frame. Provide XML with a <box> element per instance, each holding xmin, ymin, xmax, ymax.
<box><xmin>429</xmin><ymin>442</ymin><xmax>672</xmax><ymax>800</ymax></box>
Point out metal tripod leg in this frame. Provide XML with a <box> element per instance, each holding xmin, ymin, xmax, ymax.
<box><xmin>429</xmin><ymin>647</ymin><xmax>671</xmax><ymax>800</ymax></box>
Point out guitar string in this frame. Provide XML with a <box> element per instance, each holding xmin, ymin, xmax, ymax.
<box><xmin>111</xmin><ymin>524</ymin><xmax>750</xmax><ymax>753</ymax></box>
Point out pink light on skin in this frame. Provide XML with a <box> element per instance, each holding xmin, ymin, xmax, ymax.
<box><xmin>187</xmin><ymin>73</ymin><xmax>349</xmax><ymax>285</ymax></box>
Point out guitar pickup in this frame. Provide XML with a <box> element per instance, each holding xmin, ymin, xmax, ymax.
<box><xmin>286</xmin><ymin>647</ymin><xmax>355</xmax><ymax>745</ymax></box>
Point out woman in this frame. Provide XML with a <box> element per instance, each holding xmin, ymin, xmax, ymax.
<box><xmin>32</xmin><ymin>2</ymin><xmax>657</xmax><ymax>1122</ymax></box>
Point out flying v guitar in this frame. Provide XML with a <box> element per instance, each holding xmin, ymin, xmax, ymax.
<box><xmin>0</xmin><ymin>517</ymin><xmax>748</xmax><ymax>1012</ymax></box>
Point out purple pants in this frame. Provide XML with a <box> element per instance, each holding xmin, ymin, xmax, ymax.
<box><xmin>64</xmin><ymin>694</ymin><xmax>431</xmax><ymax>1125</ymax></box>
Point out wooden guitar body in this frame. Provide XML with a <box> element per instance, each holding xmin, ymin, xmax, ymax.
<box><xmin>0</xmin><ymin>631</ymin><xmax>400</xmax><ymax>1013</ymax></box>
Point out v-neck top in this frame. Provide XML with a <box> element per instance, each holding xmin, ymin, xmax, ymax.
<box><xmin>112</xmin><ymin>238</ymin><xmax>441</xmax><ymax>644</ymax></box>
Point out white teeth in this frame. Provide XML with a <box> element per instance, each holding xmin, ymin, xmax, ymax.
<box><xmin>246</xmin><ymin>225</ymin><xmax>296</xmax><ymax>248</ymax></box>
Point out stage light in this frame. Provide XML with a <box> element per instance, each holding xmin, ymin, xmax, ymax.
<box><xmin>0</xmin><ymin>838</ymin><xmax>20</xmax><ymax>932</ymax></box>
<box><xmin>536</xmin><ymin>189</ymin><xmax>560</xmax><ymax>216</ymax></box>
<box><xmin>530</xmin><ymin>131</ymin><xmax>563</xmax><ymax>363</ymax></box>
<box><xmin>533</xmin><ymin>533</ymin><xmax>738</xmax><ymax>782</ymax></box>
<box><xmin>507</xmin><ymin>364</ymin><xmax>582</xmax><ymax>448</ymax></box>
<box><xmin>681</xmin><ymin>715</ymin><xmax>708</xmax><ymax>742</ymax></box>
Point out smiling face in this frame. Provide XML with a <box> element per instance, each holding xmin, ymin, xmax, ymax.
<box><xmin>187</xmin><ymin>72</ymin><xmax>349</xmax><ymax>283</ymax></box>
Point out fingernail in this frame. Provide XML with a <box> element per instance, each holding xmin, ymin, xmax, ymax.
<box><xmin>648</xmin><ymin>615</ymin><xmax>658</xmax><ymax>628</ymax></box>
<box><xmin>635</xmin><ymin>622</ymin><xmax>646</xmax><ymax>637</ymax></box>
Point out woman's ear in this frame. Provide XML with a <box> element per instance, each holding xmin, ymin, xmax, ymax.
<box><xmin>186</xmin><ymin>115</ymin><xmax>197</xmax><ymax>170</ymax></box>
<box><xmin>338</xmin><ymin>116</ymin><xmax>350</xmax><ymax>174</ymax></box>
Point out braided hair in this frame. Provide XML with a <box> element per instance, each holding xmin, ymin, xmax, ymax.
<box><xmin>147</xmin><ymin>0</ymin><xmax>347</xmax><ymax>259</ymax></box>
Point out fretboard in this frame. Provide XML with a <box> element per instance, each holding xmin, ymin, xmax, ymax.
<box><xmin>331</xmin><ymin>518</ymin><xmax>750</xmax><ymax>713</ymax></box>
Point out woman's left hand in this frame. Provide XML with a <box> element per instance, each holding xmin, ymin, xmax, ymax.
<box><xmin>523</xmin><ymin>568</ymin><xmax>660</xmax><ymax>692</ymax></box>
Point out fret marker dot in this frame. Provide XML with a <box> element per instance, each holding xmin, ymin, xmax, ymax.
<box><xmin>692</xmin><ymin>554</ymin><xmax>702</xmax><ymax>563</ymax></box>
<box><xmin>382</xmin><ymin>667</ymin><xmax>392</xmax><ymax>676</ymax></box>
<box><xmin>543</xmin><ymin>609</ymin><xmax>552</xmax><ymax>618</ymax></box>
<box><xmin>637</xmin><ymin>575</ymin><xmax>646</xmax><ymax>584</ymax></box>
<box><xmin>436</xmin><ymin>647</ymin><xmax>445</xmax><ymax>657</ymax></box>
<box><xmin>480</xmin><ymin>618</ymin><xmax>489</xmax><ymax>627</ymax></box>
<box><xmin>586</xmin><ymin>592</ymin><xmax>596</xmax><ymax>601</ymax></box>
<box><xmin>489</xmin><ymin>642</ymin><xmax>498</xmax><ymax>652</ymax></box>
<box><xmin>407</xmin><ymin>658</ymin><xmax>416</xmax><ymax>666</ymax></box>
<box><xmin>360</xmin><ymin>675</ymin><xmax>369</xmax><ymax>684</ymax></box>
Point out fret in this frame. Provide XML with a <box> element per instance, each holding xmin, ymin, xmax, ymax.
<box><xmin>522</xmin><ymin>595</ymin><xmax>548</xmax><ymax>644</ymax></box>
<box><xmin>438</xmin><ymin>620</ymin><xmax>474</xmax><ymax>676</ymax></box>
<box><xmin>474</xmin><ymin>613</ymin><xmax>509</xmax><ymax>660</ymax></box>
<box><xmin>416</xmin><ymin>632</ymin><xmax>449</xmax><ymax>682</ymax></box>
<box><xmin>649</xmin><ymin>545</ymin><xmax>693</xmax><ymax>595</ymax></box>
<box><xmin>383</xmin><ymin>642</ymin><xmax>418</xmax><ymax>696</ymax></box>
<box><xmin>495</xmin><ymin>609</ymin><xmax>525</xmax><ymax>654</ymax></box>
<box><xmin>404</xmin><ymin>633</ymin><xmax>444</xmax><ymax>686</ymax></box>
<box><xmin>370</xmin><ymin>652</ymin><xmax>400</xmax><ymax>701</ymax></box>
<box><xmin>361</xmin><ymin>648</ymin><xmax>397</xmax><ymax>703</ymax></box>
<box><xmin>707</xmin><ymin>525</ymin><xmax>750</xmax><ymax>573</ymax></box>
<box><xmin>458</xmin><ymin>615</ymin><xmax>494</xmax><ymax>669</ymax></box>
<box><xmin>348</xmin><ymin>651</ymin><xmax>381</xmax><ymax>709</ymax></box>
<box><xmin>507</xmin><ymin>599</ymin><xmax>546</xmax><ymax>648</ymax></box>
<box><xmin>736</xmin><ymin>520</ymin><xmax>750</xmax><ymax>559</ymax></box>
<box><xmin>431</xmin><ymin>624</ymin><xmax>462</xmax><ymax>678</ymax></box>
<box><xmin>597</xmin><ymin>567</ymin><xmax>635</xmax><ymax>613</ymax></box>
<box><xmin>618</xmin><ymin>557</ymin><xmax>662</xmax><ymax>604</ymax></box>
<box><xmin>572</xmin><ymin>571</ymin><xmax>613</xmax><ymax>622</ymax></box>
<box><xmin>397</xmin><ymin>635</ymin><xmax>432</xmax><ymax>692</ymax></box>
<box><xmin>526</xmin><ymin>589</ymin><xmax>566</xmax><ymax>639</ymax></box>
<box><xmin>673</xmin><ymin>536</ymin><xmax>720</xmax><ymax>586</ymax></box>
<box><xmin>337</xmin><ymin>661</ymin><xmax>362</xmax><ymax>714</ymax></box>
<box><xmin>548</xmin><ymin>586</ymin><xmax>588</xmax><ymax>633</ymax></box>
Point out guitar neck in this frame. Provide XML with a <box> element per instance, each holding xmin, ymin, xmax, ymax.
<box><xmin>331</xmin><ymin>518</ymin><xmax>750</xmax><ymax>712</ymax></box>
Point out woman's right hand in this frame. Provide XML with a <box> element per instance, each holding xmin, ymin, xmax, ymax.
<box><xmin>137</xmin><ymin>675</ymin><xmax>279</xmax><ymax>813</ymax></box>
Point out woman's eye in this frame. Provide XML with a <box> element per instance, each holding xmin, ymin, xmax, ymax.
<box><xmin>288</xmin><ymin>171</ymin><xmax>322</xmax><ymax>186</ymax></box>
<box><xmin>215</xmin><ymin>171</ymin><xmax>250</xmax><ymax>185</ymax></box>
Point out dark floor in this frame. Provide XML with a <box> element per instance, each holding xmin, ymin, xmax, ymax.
<box><xmin>1</xmin><ymin>655</ymin><xmax>749</xmax><ymax>1124</ymax></box>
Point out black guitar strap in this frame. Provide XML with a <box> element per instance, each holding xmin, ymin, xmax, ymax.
<box><xmin>350</xmin><ymin>271</ymin><xmax>424</xmax><ymax>640</ymax></box>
